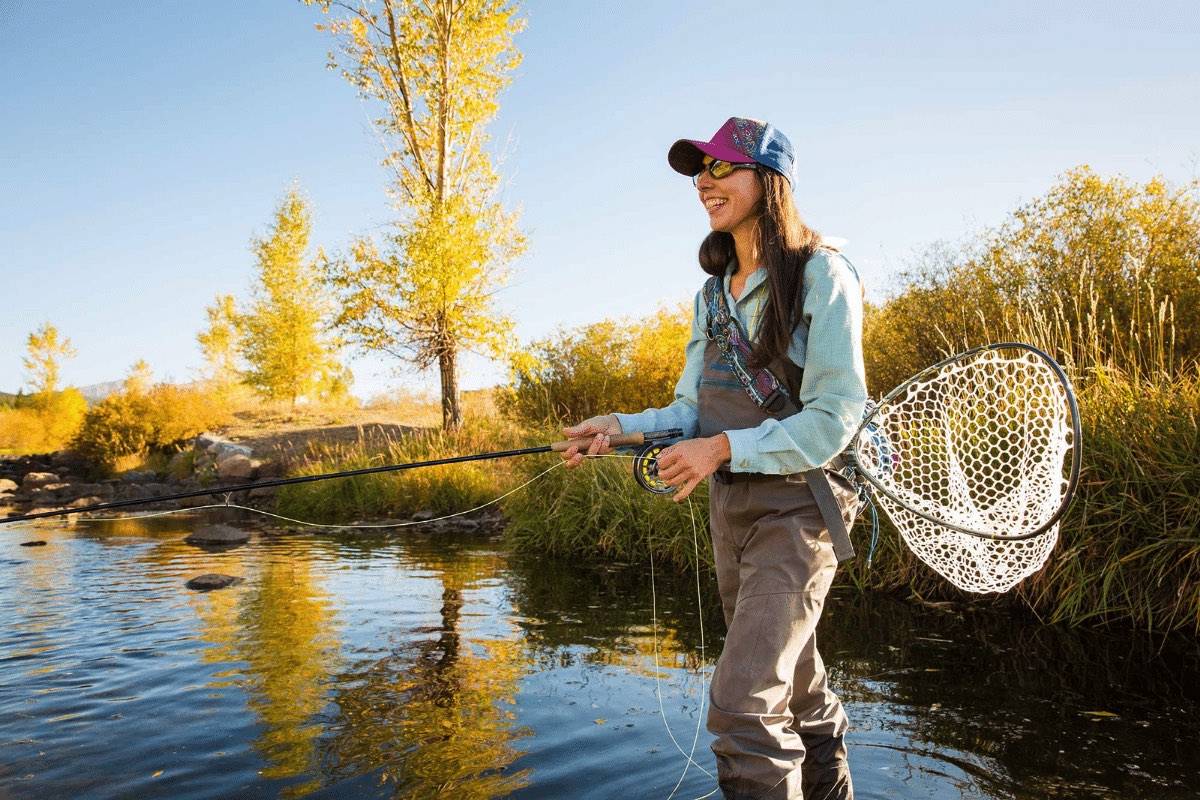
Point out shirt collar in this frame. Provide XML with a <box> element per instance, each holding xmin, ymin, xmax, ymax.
<box><xmin>722</xmin><ymin>260</ymin><xmax>769</xmax><ymax>304</ymax></box>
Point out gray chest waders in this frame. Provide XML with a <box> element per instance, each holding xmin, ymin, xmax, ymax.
<box><xmin>699</xmin><ymin>275</ymin><xmax>856</xmax><ymax>562</ymax></box>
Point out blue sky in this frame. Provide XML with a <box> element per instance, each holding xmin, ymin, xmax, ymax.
<box><xmin>3</xmin><ymin>1</ymin><xmax>1197</xmax><ymax>398</ymax></box>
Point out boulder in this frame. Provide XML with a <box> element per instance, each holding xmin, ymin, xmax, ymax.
<box><xmin>21</xmin><ymin>472</ymin><xmax>59</xmax><ymax>491</ymax></box>
<box><xmin>217</xmin><ymin>455</ymin><xmax>256</xmax><ymax>480</ymax></box>
<box><xmin>184</xmin><ymin>523</ymin><xmax>251</xmax><ymax>545</ymax></box>
<box><xmin>74</xmin><ymin>483</ymin><xmax>114</xmax><ymax>500</ymax></box>
<box><xmin>121</xmin><ymin>485</ymin><xmax>152</xmax><ymax>501</ymax></box>
<box><xmin>120</xmin><ymin>470</ymin><xmax>157</xmax><ymax>484</ymax></box>
<box><xmin>209</xmin><ymin>442</ymin><xmax>253</xmax><ymax>462</ymax></box>
<box><xmin>194</xmin><ymin>432</ymin><xmax>226</xmax><ymax>452</ymax></box>
<box><xmin>255</xmin><ymin>460</ymin><xmax>285</xmax><ymax>480</ymax></box>
<box><xmin>412</xmin><ymin>509</ymin><xmax>436</xmax><ymax>522</ymax></box>
<box><xmin>0</xmin><ymin>478</ymin><xmax>18</xmax><ymax>493</ymax></box>
<box><xmin>69</xmin><ymin>496</ymin><xmax>105</xmax><ymax>509</ymax></box>
<box><xmin>29</xmin><ymin>487</ymin><xmax>62</xmax><ymax>503</ymax></box>
<box><xmin>50</xmin><ymin>452</ymin><xmax>87</xmax><ymax>473</ymax></box>
<box><xmin>185</xmin><ymin>573</ymin><xmax>244</xmax><ymax>591</ymax></box>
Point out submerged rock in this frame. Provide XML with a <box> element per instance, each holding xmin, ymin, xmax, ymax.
<box><xmin>185</xmin><ymin>573</ymin><xmax>244</xmax><ymax>591</ymax></box>
<box><xmin>19</xmin><ymin>540</ymin><xmax>47</xmax><ymax>547</ymax></box>
<box><xmin>184</xmin><ymin>524</ymin><xmax>251</xmax><ymax>545</ymax></box>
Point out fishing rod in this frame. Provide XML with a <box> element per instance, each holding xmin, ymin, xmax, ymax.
<box><xmin>0</xmin><ymin>428</ymin><xmax>684</xmax><ymax>526</ymax></box>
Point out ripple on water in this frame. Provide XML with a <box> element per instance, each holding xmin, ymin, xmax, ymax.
<box><xmin>2</xmin><ymin>517</ymin><xmax>1200</xmax><ymax>799</ymax></box>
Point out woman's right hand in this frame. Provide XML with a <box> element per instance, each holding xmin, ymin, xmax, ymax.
<box><xmin>561</xmin><ymin>414</ymin><xmax>622</xmax><ymax>469</ymax></box>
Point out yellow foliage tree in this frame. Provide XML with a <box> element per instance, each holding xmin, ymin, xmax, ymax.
<box><xmin>307</xmin><ymin>0</ymin><xmax>527</xmax><ymax>430</ymax></box>
<box><xmin>123</xmin><ymin>359</ymin><xmax>154</xmax><ymax>395</ymax></box>
<box><xmin>197</xmin><ymin>293</ymin><xmax>243</xmax><ymax>388</ymax></box>
<box><xmin>23</xmin><ymin>321</ymin><xmax>76</xmax><ymax>395</ymax></box>
<box><xmin>240</xmin><ymin>187</ymin><xmax>350</xmax><ymax>407</ymax></box>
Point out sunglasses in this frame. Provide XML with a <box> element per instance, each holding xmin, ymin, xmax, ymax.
<box><xmin>692</xmin><ymin>158</ymin><xmax>759</xmax><ymax>186</ymax></box>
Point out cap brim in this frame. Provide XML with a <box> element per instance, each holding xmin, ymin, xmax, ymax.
<box><xmin>668</xmin><ymin>138</ymin><xmax>755</xmax><ymax>176</ymax></box>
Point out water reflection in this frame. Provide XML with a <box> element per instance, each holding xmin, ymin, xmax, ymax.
<box><xmin>2</xmin><ymin>515</ymin><xmax>1199</xmax><ymax>800</ymax></box>
<box><xmin>312</xmin><ymin>548</ymin><xmax>532</xmax><ymax>799</ymax></box>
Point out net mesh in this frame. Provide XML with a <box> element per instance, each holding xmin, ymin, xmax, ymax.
<box><xmin>855</xmin><ymin>347</ymin><xmax>1075</xmax><ymax>593</ymax></box>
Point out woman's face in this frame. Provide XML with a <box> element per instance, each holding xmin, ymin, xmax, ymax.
<box><xmin>694</xmin><ymin>156</ymin><xmax>764</xmax><ymax>237</ymax></box>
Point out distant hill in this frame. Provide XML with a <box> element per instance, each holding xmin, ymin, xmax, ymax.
<box><xmin>0</xmin><ymin>381</ymin><xmax>125</xmax><ymax>407</ymax></box>
<box><xmin>76</xmin><ymin>381</ymin><xmax>125</xmax><ymax>405</ymax></box>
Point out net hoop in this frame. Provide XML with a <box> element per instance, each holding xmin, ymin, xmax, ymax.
<box><xmin>850</xmin><ymin>342</ymin><xmax>1081</xmax><ymax>542</ymax></box>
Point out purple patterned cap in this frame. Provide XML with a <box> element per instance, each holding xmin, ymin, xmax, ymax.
<box><xmin>668</xmin><ymin>117</ymin><xmax>797</xmax><ymax>187</ymax></box>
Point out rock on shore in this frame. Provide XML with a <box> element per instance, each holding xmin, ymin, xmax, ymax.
<box><xmin>0</xmin><ymin>432</ymin><xmax>281</xmax><ymax>520</ymax></box>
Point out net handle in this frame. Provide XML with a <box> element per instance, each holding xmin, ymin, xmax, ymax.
<box><xmin>847</xmin><ymin>341</ymin><xmax>1083</xmax><ymax>541</ymax></box>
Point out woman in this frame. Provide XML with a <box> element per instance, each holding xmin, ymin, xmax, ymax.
<box><xmin>563</xmin><ymin>117</ymin><xmax>866</xmax><ymax>800</ymax></box>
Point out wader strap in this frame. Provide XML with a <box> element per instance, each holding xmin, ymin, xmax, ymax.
<box><xmin>803</xmin><ymin>468</ymin><xmax>856</xmax><ymax>562</ymax></box>
<box><xmin>703</xmin><ymin>275</ymin><xmax>797</xmax><ymax>415</ymax></box>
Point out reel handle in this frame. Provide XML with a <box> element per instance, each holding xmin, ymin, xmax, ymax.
<box><xmin>551</xmin><ymin>431</ymin><xmax>651</xmax><ymax>453</ymax></box>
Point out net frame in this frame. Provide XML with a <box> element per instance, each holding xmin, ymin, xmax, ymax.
<box><xmin>847</xmin><ymin>342</ymin><xmax>1082</xmax><ymax>593</ymax></box>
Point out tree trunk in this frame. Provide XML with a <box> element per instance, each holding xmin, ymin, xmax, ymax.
<box><xmin>439</xmin><ymin>346</ymin><xmax>462</xmax><ymax>431</ymax></box>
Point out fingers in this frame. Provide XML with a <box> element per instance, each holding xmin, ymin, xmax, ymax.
<box><xmin>564</xmin><ymin>415</ymin><xmax>621</xmax><ymax>441</ymax></box>
<box><xmin>672</xmin><ymin>475</ymin><xmax>701</xmax><ymax>503</ymax></box>
<box><xmin>586</xmin><ymin>433</ymin><xmax>610</xmax><ymax>457</ymax></box>
<box><xmin>561</xmin><ymin>444</ymin><xmax>584</xmax><ymax>470</ymax></box>
<box><xmin>561</xmin><ymin>433</ymin><xmax>611</xmax><ymax>470</ymax></box>
<box><xmin>656</xmin><ymin>447</ymin><xmax>687</xmax><ymax>484</ymax></box>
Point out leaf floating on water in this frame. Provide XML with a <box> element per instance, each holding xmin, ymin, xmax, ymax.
<box><xmin>1082</xmin><ymin>711</ymin><xmax>1119</xmax><ymax>718</ymax></box>
<box><xmin>593</xmin><ymin>718</ymin><xmax>606</xmax><ymax>725</ymax></box>
<box><xmin>152</xmin><ymin>771</ymin><xmax>163</xmax><ymax>778</ymax></box>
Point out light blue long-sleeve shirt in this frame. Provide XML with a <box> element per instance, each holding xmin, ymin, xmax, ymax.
<box><xmin>614</xmin><ymin>249</ymin><xmax>868</xmax><ymax>474</ymax></box>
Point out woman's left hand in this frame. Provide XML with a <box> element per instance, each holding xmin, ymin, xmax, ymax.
<box><xmin>656</xmin><ymin>434</ymin><xmax>731</xmax><ymax>502</ymax></box>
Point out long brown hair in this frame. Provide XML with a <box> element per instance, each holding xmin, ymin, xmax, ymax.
<box><xmin>698</xmin><ymin>169</ymin><xmax>822</xmax><ymax>368</ymax></box>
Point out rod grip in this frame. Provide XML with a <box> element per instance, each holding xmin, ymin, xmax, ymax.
<box><xmin>550</xmin><ymin>431</ymin><xmax>646</xmax><ymax>453</ymax></box>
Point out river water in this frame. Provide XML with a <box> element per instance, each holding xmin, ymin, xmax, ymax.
<box><xmin>2</xmin><ymin>512</ymin><xmax>1199</xmax><ymax>799</ymax></box>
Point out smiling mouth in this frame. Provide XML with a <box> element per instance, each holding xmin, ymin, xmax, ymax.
<box><xmin>704</xmin><ymin>198</ymin><xmax>727</xmax><ymax>213</ymax></box>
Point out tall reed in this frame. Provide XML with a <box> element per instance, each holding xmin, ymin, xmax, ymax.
<box><xmin>845</xmin><ymin>283</ymin><xmax>1200</xmax><ymax>634</ymax></box>
<box><xmin>275</xmin><ymin>416</ymin><xmax>534</xmax><ymax>523</ymax></box>
<box><xmin>502</xmin><ymin>453</ymin><xmax>713</xmax><ymax>573</ymax></box>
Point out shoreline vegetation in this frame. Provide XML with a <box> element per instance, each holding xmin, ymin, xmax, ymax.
<box><xmin>4</xmin><ymin>166</ymin><xmax>1198</xmax><ymax>635</ymax></box>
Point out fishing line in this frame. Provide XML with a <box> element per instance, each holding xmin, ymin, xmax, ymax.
<box><xmin>80</xmin><ymin>462</ymin><xmax>568</xmax><ymax>529</ymax></box>
<box><xmin>22</xmin><ymin>444</ymin><xmax>724</xmax><ymax>795</ymax></box>
<box><xmin>649</xmin><ymin>495</ymin><xmax>719</xmax><ymax>800</ymax></box>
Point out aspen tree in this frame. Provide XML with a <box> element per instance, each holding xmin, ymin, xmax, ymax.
<box><xmin>307</xmin><ymin>0</ymin><xmax>526</xmax><ymax>430</ymax></box>
<box><xmin>197</xmin><ymin>293</ymin><xmax>243</xmax><ymax>388</ymax></box>
<box><xmin>240</xmin><ymin>188</ymin><xmax>347</xmax><ymax>407</ymax></box>
<box><xmin>23</xmin><ymin>322</ymin><xmax>76</xmax><ymax>395</ymax></box>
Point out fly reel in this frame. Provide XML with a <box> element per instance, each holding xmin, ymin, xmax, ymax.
<box><xmin>632</xmin><ymin>443</ymin><xmax>675</xmax><ymax>495</ymax></box>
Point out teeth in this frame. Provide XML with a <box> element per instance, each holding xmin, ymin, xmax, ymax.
<box><xmin>705</xmin><ymin>198</ymin><xmax>727</xmax><ymax>210</ymax></box>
